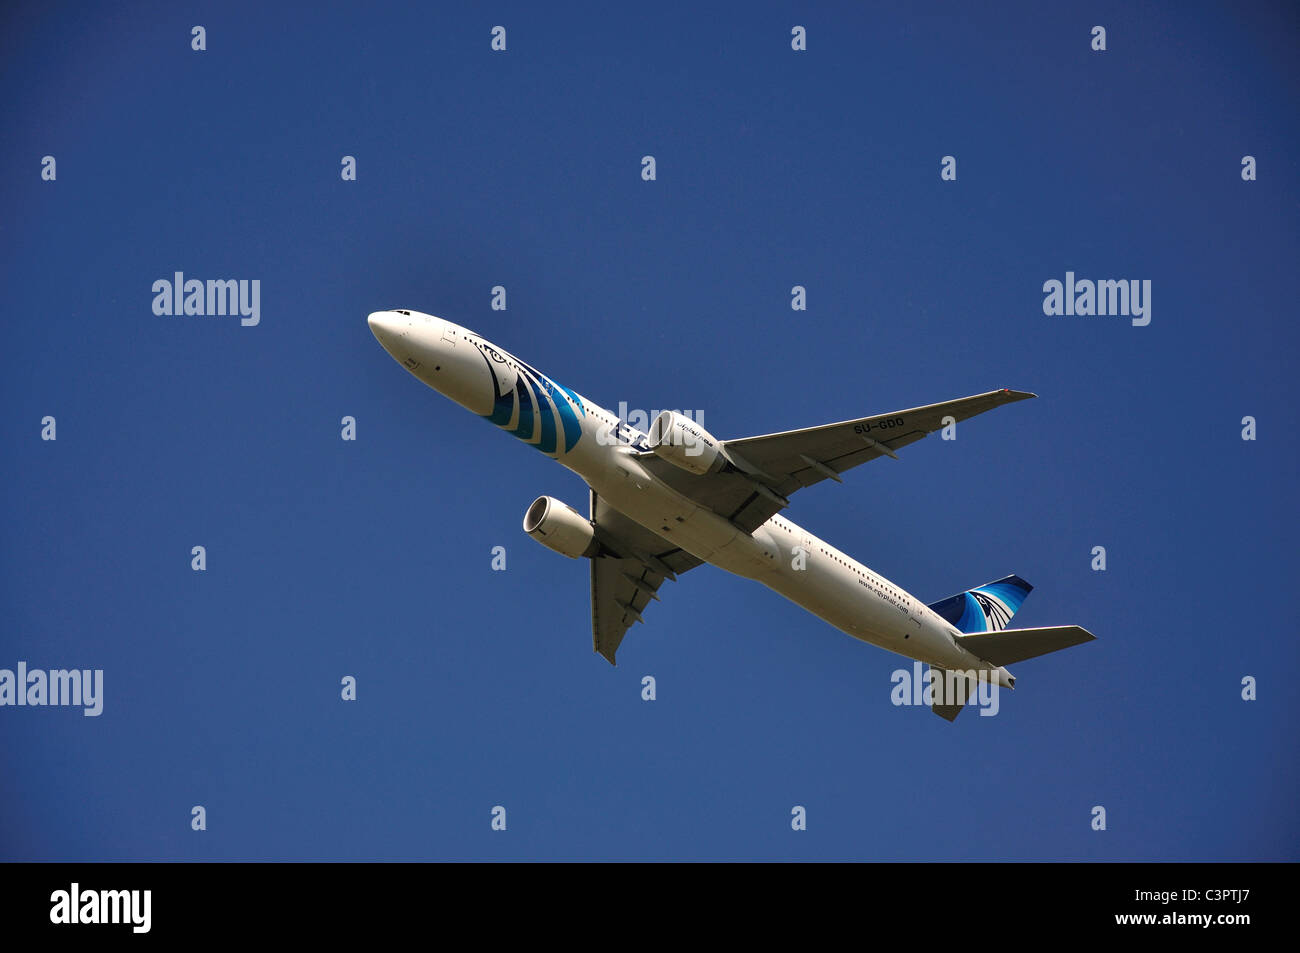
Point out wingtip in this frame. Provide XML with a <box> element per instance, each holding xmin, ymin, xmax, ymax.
<box><xmin>1000</xmin><ymin>388</ymin><xmax>1038</xmax><ymax>400</ymax></box>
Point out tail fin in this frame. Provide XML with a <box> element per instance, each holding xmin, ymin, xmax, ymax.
<box><xmin>927</xmin><ymin>574</ymin><xmax>1032</xmax><ymax>634</ymax></box>
<box><xmin>928</xmin><ymin>666</ymin><xmax>970</xmax><ymax>722</ymax></box>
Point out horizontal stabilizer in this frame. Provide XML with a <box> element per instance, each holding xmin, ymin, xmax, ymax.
<box><xmin>957</xmin><ymin>625</ymin><xmax>1096</xmax><ymax>667</ymax></box>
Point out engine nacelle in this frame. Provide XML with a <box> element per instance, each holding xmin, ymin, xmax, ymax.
<box><xmin>647</xmin><ymin>411</ymin><xmax>728</xmax><ymax>475</ymax></box>
<box><xmin>522</xmin><ymin>496</ymin><xmax>598</xmax><ymax>559</ymax></box>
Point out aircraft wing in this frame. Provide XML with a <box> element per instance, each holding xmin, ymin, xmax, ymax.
<box><xmin>634</xmin><ymin>389</ymin><xmax>1035</xmax><ymax>532</ymax></box>
<box><xmin>588</xmin><ymin>490</ymin><xmax>703</xmax><ymax>664</ymax></box>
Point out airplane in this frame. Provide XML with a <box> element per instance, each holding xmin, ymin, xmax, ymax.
<box><xmin>367</xmin><ymin>309</ymin><xmax>1096</xmax><ymax>720</ymax></box>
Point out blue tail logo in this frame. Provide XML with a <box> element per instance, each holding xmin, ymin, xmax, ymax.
<box><xmin>927</xmin><ymin>574</ymin><xmax>1033</xmax><ymax>634</ymax></box>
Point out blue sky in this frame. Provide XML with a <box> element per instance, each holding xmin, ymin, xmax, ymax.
<box><xmin>1</xmin><ymin>1</ymin><xmax>1296</xmax><ymax>860</ymax></box>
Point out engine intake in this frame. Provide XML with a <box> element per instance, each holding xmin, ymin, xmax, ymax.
<box><xmin>647</xmin><ymin>411</ymin><xmax>727</xmax><ymax>475</ymax></box>
<box><xmin>523</xmin><ymin>496</ymin><xmax>598</xmax><ymax>559</ymax></box>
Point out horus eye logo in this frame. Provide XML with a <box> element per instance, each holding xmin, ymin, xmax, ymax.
<box><xmin>487</xmin><ymin>347</ymin><xmax>506</xmax><ymax>363</ymax></box>
<box><xmin>972</xmin><ymin>591</ymin><xmax>1013</xmax><ymax>630</ymax></box>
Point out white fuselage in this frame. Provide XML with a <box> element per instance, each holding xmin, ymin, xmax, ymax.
<box><xmin>368</xmin><ymin>310</ymin><xmax>1010</xmax><ymax>680</ymax></box>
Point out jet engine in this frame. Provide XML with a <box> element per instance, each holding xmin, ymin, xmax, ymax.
<box><xmin>522</xmin><ymin>496</ymin><xmax>598</xmax><ymax>558</ymax></box>
<box><xmin>647</xmin><ymin>411</ymin><xmax>728</xmax><ymax>475</ymax></box>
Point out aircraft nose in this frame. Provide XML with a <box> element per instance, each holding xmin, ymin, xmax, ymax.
<box><xmin>368</xmin><ymin>310</ymin><xmax>406</xmax><ymax>351</ymax></box>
